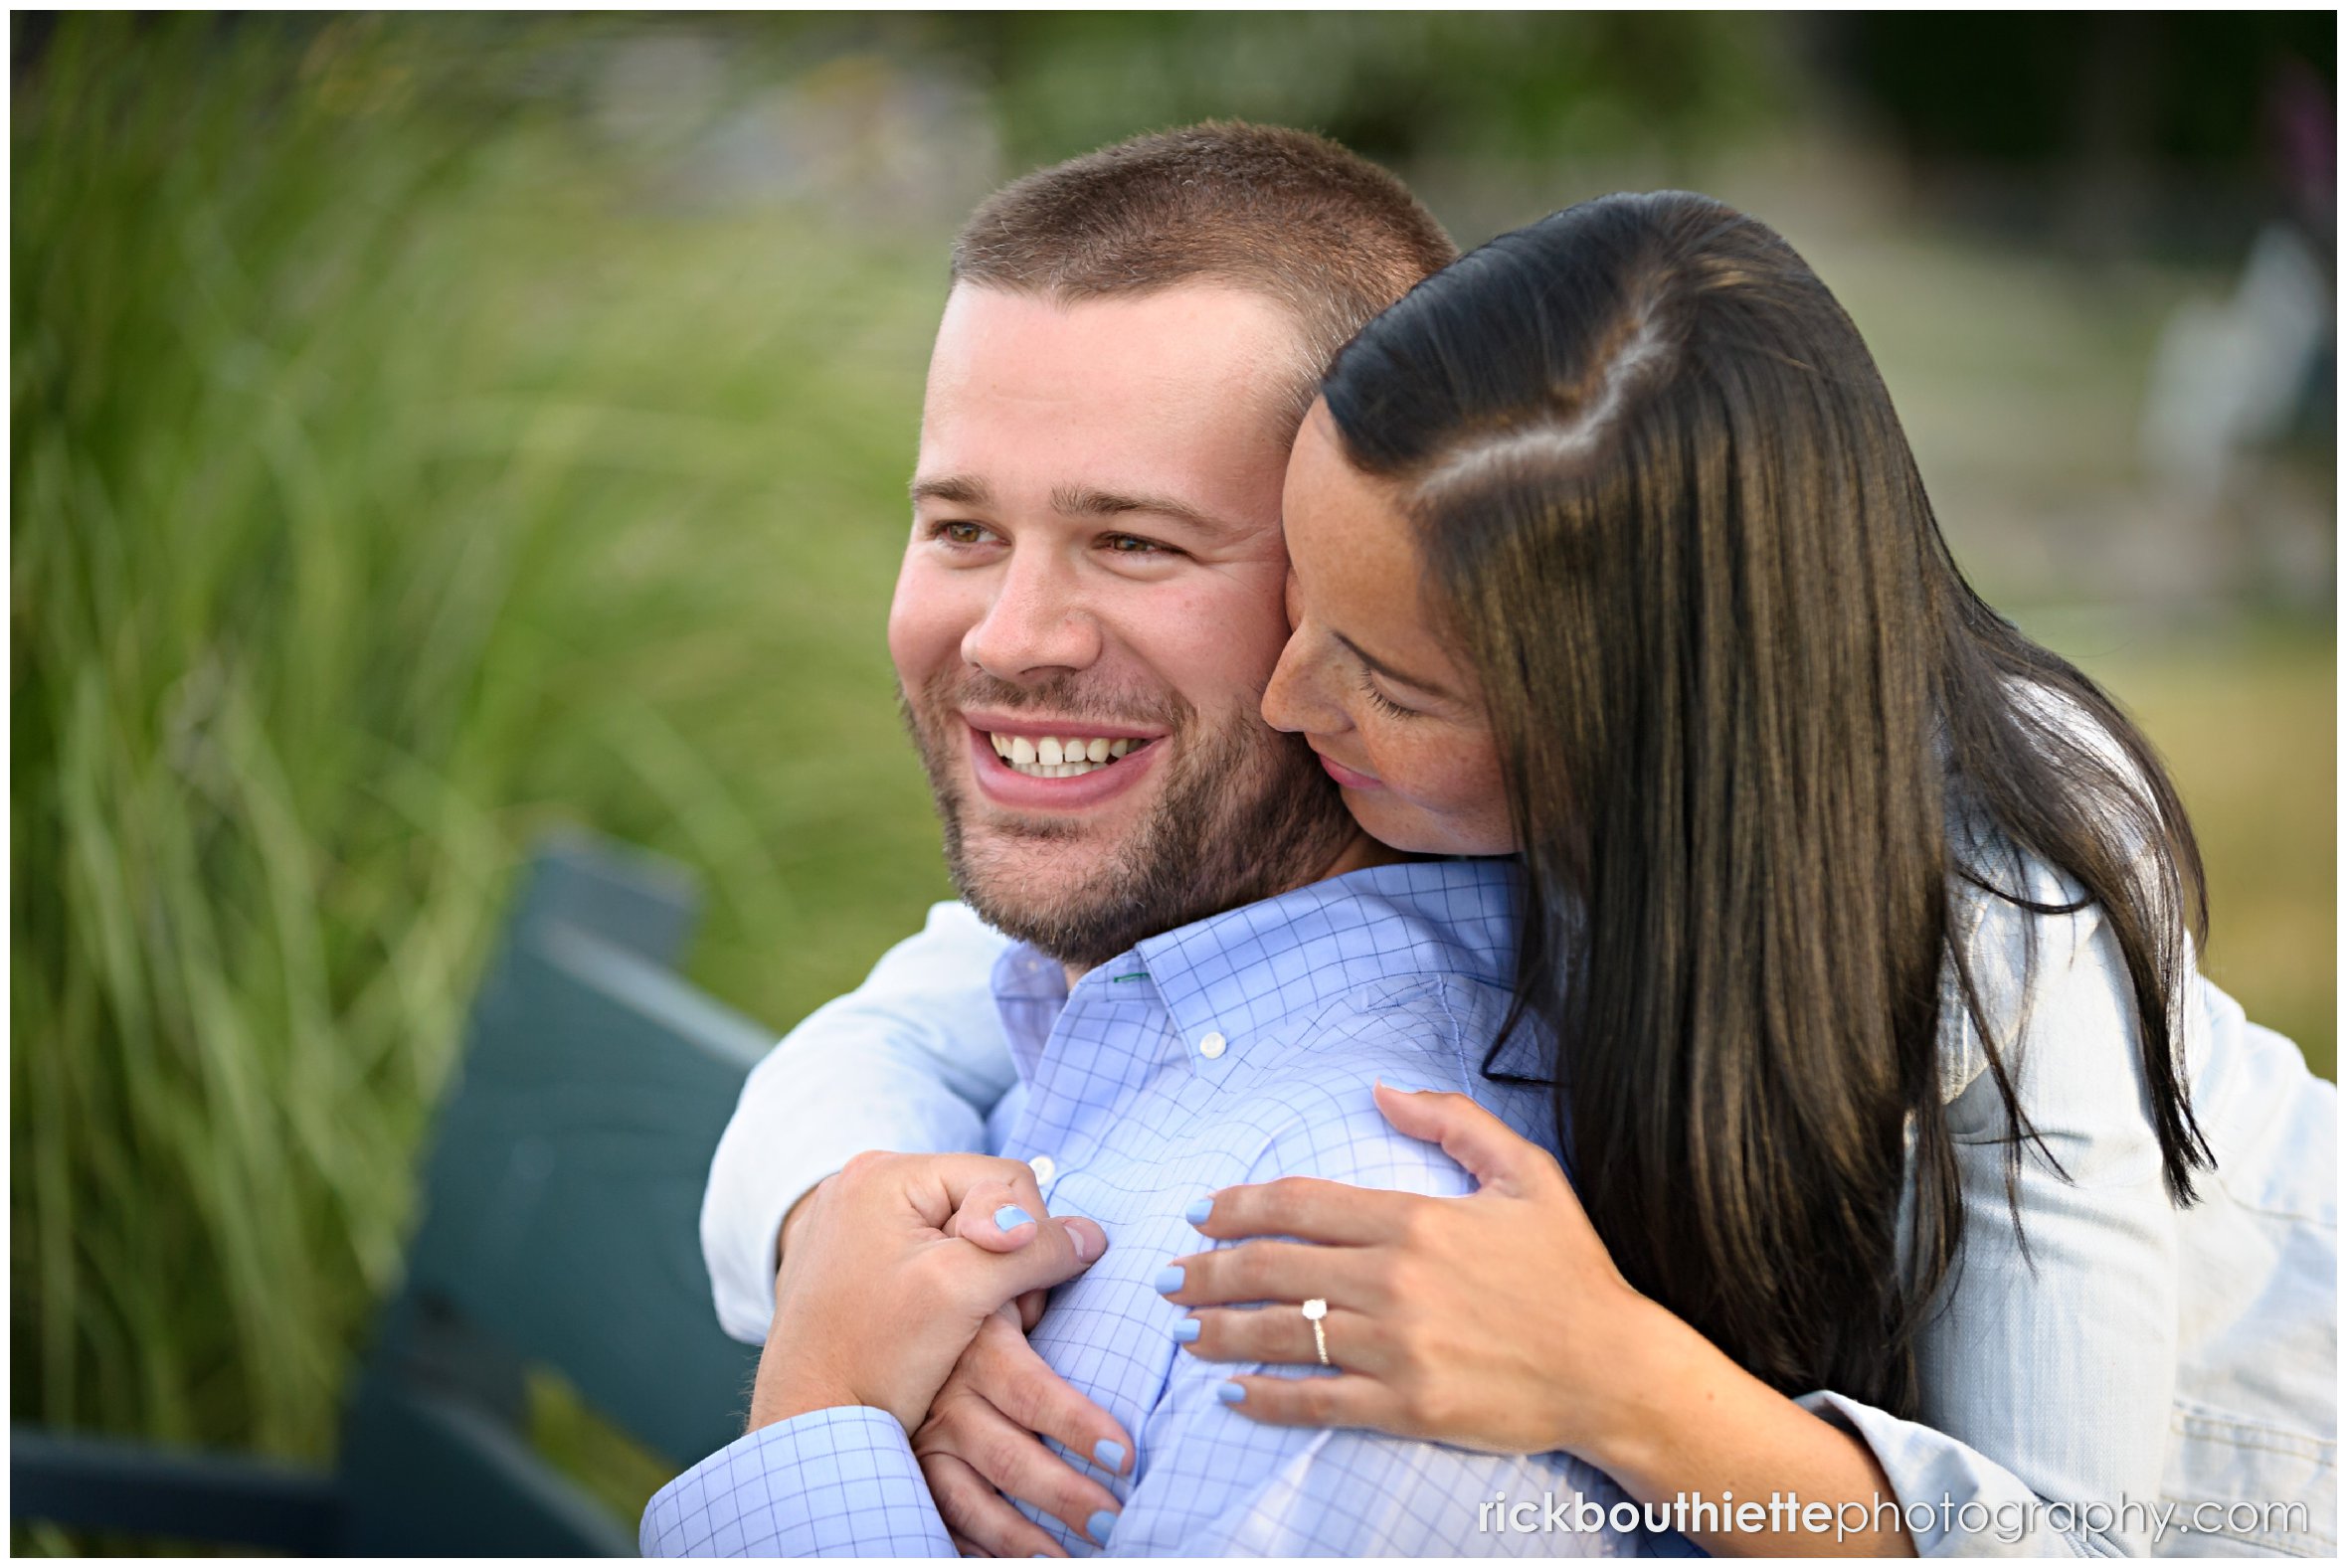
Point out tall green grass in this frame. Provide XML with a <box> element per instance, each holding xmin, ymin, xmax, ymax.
<box><xmin>13</xmin><ymin>15</ymin><xmax>958</xmax><ymax>1468</ymax></box>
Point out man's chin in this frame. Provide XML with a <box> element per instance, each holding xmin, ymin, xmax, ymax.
<box><xmin>949</xmin><ymin>811</ymin><xmax>1135</xmax><ymax>910</ymax></box>
<box><xmin>911</xmin><ymin>686</ymin><xmax>1356</xmax><ymax>969</ymax></box>
<box><xmin>945</xmin><ymin>798</ymin><xmax>1244</xmax><ymax>971</ymax></box>
<box><xmin>955</xmin><ymin>824</ymin><xmax>1113</xmax><ymax>897</ymax></box>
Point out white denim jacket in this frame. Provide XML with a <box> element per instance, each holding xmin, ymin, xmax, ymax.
<box><xmin>702</xmin><ymin>862</ymin><xmax>2335</xmax><ymax>1558</ymax></box>
<box><xmin>1788</xmin><ymin>817</ymin><xmax>2337</xmax><ymax>1555</ymax></box>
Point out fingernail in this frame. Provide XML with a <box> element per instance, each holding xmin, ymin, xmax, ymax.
<box><xmin>1092</xmin><ymin>1438</ymin><xmax>1125</xmax><ymax>1472</ymax></box>
<box><xmin>1153</xmin><ymin>1264</ymin><xmax>1184</xmax><ymax>1295</ymax></box>
<box><xmin>1172</xmin><ymin>1317</ymin><xmax>1200</xmax><ymax>1344</ymax></box>
<box><xmin>1066</xmin><ymin>1222</ymin><xmax>1093</xmax><ymax>1262</ymax></box>
<box><xmin>1184</xmin><ymin>1197</ymin><xmax>1214</xmax><ymax>1226</ymax></box>
<box><xmin>1086</xmin><ymin>1509</ymin><xmax>1119</xmax><ymax>1544</ymax></box>
<box><xmin>994</xmin><ymin>1204</ymin><xmax>1034</xmax><ymax>1232</ymax></box>
<box><xmin>1216</xmin><ymin>1380</ymin><xmax>1246</xmax><ymax>1405</ymax></box>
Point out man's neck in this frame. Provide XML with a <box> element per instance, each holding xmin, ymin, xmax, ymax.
<box><xmin>1059</xmin><ymin>827</ymin><xmax>1411</xmax><ymax>988</ymax></box>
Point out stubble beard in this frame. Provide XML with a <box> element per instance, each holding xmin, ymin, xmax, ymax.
<box><xmin>901</xmin><ymin>669</ymin><xmax>1358</xmax><ymax>970</ymax></box>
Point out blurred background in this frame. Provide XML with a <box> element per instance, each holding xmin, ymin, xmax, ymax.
<box><xmin>13</xmin><ymin>10</ymin><xmax>2334</xmax><ymax>1547</ymax></box>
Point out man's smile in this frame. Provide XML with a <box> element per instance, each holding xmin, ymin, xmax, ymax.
<box><xmin>963</xmin><ymin>714</ymin><xmax>1169</xmax><ymax>811</ymax></box>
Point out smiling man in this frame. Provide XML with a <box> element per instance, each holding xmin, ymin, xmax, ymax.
<box><xmin>892</xmin><ymin>280</ymin><xmax>1368</xmax><ymax>971</ymax></box>
<box><xmin>650</xmin><ymin>124</ymin><xmax>1681</xmax><ymax>1558</ymax></box>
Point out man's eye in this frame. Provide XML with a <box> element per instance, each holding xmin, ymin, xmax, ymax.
<box><xmin>1105</xmin><ymin>534</ymin><xmax>1167</xmax><ymax>555</ymax></box>
<box><xmin>939</xmin><ymin>521</ymin><xmax>991</xmax><ymax>545</ymax></box>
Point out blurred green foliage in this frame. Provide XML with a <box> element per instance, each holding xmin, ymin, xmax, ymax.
<box><xmin>10</xmin><ymin>11</ymin><xmax>2333</xmax><ymax>1543</ymax></box>
<box><xmin>939</xmin><ymin>10</ymin><xmax>1789</xmax><ymax>167</ymax></box>
<box><xmin>13</xmin><ymin>13</ymin><xmax>957</xmax><ymax>1467</ymax></box>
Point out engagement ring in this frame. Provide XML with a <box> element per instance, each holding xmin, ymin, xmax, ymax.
<box><xmin>1302</xmin><ymin>1297</ymin><xmax>1331</xmax><ymax>1366</ymax></box>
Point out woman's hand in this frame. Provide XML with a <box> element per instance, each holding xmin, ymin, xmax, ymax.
<box><xmin>1163</xmin><ymin>1086</ymin><xmax>1915</xmax><ymax>1556</ymax></box>
<box><xmin>751</xmin><ymin>1150</ymin><xmax>1108</xmax><ymax>1438</ymax></box>
<box><xmin>1160</xmin><ymin>1082</ymin><xmax>1666</xmax><ymax>1458</ymax></box>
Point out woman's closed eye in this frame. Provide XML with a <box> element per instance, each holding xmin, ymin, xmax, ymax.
<box><xmin>1357</xmin><ymin>665</ymin><xmax>1422</xmax><ymax>720</ymax></box>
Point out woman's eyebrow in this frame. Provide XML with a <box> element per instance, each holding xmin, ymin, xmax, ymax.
<box><xmin>1336</xmin><ymin>629</ymin><xmax>1458</xmax><ymax>702</ymax></box>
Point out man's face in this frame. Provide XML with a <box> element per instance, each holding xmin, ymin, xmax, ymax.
<box><xmin>890</xmin><ymin>282</ymin><xmax>1357</xmax><ymax>968</ymax></box>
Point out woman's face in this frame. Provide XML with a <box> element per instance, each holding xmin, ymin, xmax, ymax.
<box><xmin>1263</xmin><ymin>404</ymin><xmax>1516</xmax><ymax>857</ymax></box>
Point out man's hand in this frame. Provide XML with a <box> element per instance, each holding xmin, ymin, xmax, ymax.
<box><xmin>775</xmin><ymin>1182</ymin><xmax>822</xmax><ymax>1269</ymax></box>
<box><xmin>914</xmin><ymin>1309</ymin><xmax>1137</xmax><ymax>1556</ymax></box>
<box><xmin>750</xmin><ymin>1151</ymin><xmax>1107</xmax><ymax>1436</ymax></box>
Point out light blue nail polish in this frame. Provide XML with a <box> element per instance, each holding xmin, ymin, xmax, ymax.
<box><xmin>1216</xmin><ymin>1380</ymin><xmax>1247</xmax><ymax>1405</ymax></box>
<box><xmin>1092</xmin><ymin>1438</ymin><xmax>1126</xmax><ymax>1473</ymax></box>
<box><xmin>1086</xmin><ymin>1509</ymin><xmax>1119</xmax><ymax>1544</ymax></box>
<box><xmin>1184</xmin><ymin>1197</ymin><xmax>1214</xmax><ymax>1226</ymax></box>
<box><xmin>994</xmin><ymin>1204</ymin><xmax>1034</xmax><ymax>1231</ymax></box>
<box><xmin>1173</xmin><ymin>1317</ymin><xmax>1200</xmax><ymax>1344</ymax></box>
<box><xmin>1154</xmin><ymin>1264</ymin><xmax>1184</xmax><ymax>1295</ymax></box>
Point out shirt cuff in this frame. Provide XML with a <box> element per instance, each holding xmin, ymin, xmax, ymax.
<box><xmin>640</xmin><ymin>1406</ymin><xmax>953</xmax><ymax>1557</ymax></box>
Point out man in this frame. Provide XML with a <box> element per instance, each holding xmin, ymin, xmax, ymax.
<box><xmin>646</xmin><ymin>123</ymin><xmax>1668</xmax><ymax>1557</ymax></box>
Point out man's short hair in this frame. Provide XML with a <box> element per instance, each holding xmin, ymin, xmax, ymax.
<box><xmin>951</xmin><ymin>121</ymin><xmax>1458</xmax><ymax>424</ymax></box>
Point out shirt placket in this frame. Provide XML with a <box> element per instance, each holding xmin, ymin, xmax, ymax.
<box><xmin>1010</xmin><ymin>970</ymin><xmax>1173</xmax><ymax>1206</ymax></box>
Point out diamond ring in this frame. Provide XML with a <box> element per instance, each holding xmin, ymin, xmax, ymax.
<box><xmin>1301</xmin><ymin>1297</ymin><xmax>1331</xmax><ymax>1366</ymax></box>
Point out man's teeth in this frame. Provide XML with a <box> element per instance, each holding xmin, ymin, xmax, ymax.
<box><xmin>989</xmin><ymin>733</ymin><xmax>1139</xmax><ymax>778</ymax></box>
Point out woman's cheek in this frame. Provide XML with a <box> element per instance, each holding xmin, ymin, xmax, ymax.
<box><xmin>1376</xmin><ymin>739</ymin><xmax>1453</xmax><ymax>841</ymax></box>
<box><xmin>1453</xmin><ymin>737</ymin><xmax>1517</xmax><ymax>854</ymax></box>
<box><xmin>1406</xmin><ymin>730</ymin><xmax>1513</xmax><ymax>855</ymax></box>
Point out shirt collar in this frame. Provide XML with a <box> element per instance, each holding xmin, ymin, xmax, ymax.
<box><xmin>991</xmin><ymin>858</ymin><xmax>1531</xmax><ymax>1086</ymax></box>
<box><xmin>991</xmin><ymin>942</ymin><xmax>1071</xmax><ymax>1083</ymax></box>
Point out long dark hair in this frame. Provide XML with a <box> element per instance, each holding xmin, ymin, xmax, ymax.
<box><xmin>1320</xmin><ymin>192</ymin><xmax>2212</xmax><ymax>1416</ymax></box>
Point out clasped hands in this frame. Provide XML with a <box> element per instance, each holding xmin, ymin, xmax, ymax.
<box><xmin>757</xmin><ymin>1088</ymin><xmax>1665</xmax><ymax>1557</ymax></box>
<box><xmin>752</xmin><ymin>1150</ymin><xmax>1135</xmax><ymax>1556</ymax></box>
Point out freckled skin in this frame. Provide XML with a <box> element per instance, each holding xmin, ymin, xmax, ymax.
<box><xmin>1263</xmin><ymin>404</ymin><xmax>1517</xmax><ymax>857</ymax></box>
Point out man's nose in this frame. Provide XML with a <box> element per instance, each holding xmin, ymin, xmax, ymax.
<box><xmin>961</xmin><ymin>549</ymin><xmax>1103</xmax><ymax>681</ymax></box>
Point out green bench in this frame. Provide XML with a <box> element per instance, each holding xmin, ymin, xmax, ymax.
<box><xmin>13</xmin><ymin>835</ymin><xmax>770</xmax><ymax>1552</ymax></box>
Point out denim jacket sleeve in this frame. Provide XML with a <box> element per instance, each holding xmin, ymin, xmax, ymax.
<box><xmin>1801</xmin><ymin>850</ymin><xmax>2182</xmax><ymax>1556</ymax></box>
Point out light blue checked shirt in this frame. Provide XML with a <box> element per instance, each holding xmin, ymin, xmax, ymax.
<box><xmin>649</xmin><ymin>859</ymin><xmax>1694</xmax><ymax>1556</ymax></box>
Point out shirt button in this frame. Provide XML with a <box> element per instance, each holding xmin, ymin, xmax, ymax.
<box><xmin>1197</xmin><ymin>1030</ymin><xmax>1228</xmax><ymax>1060</ymax></box>
<box><xmin>1028</xmin><ymin>1154</ymin><xmax>1057</xmax><ymax>1185</ymax></box>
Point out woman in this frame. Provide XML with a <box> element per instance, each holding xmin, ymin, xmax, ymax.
<box><xmin>799</xmin><ymin>193</ymin><xmax>2336</xmax><ymax>1556</ymax></box>
<box><xmin>1145</xmin><ymin>191</ymin><xmax>2336</xmax><ymax>1556</ymax></box>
